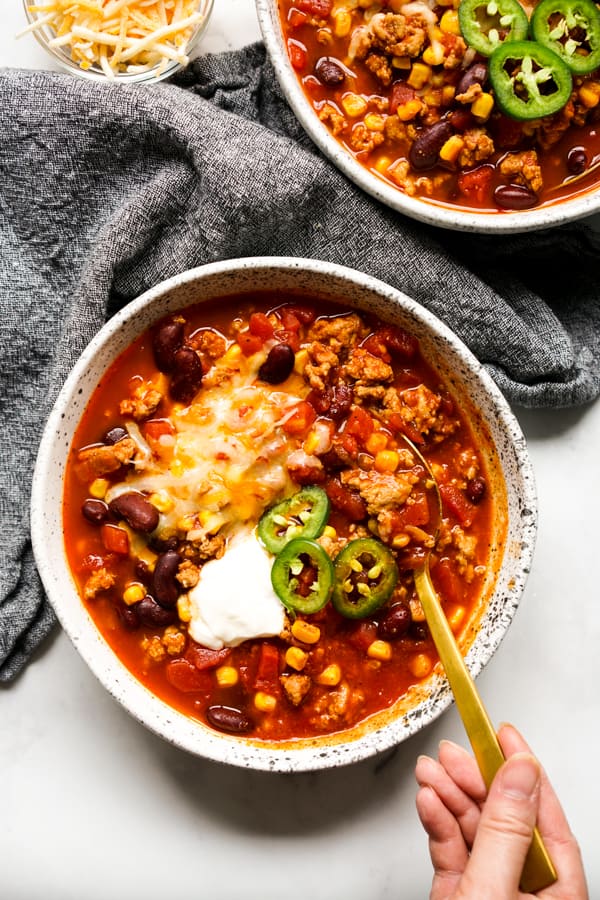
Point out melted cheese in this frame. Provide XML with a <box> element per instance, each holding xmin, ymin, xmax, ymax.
<box><xmin>20</xmin><ymin>0</ymin><xmax>207</xmax><ymax>77</ymax></box>
<box><xmin>187</xmin><ymin>530</ymin><xmax>285</xmax><ymax>650</ymax></box>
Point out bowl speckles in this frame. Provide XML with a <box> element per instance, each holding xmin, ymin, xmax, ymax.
<box><xmin>31</xmin><ymin>257</ymin><xmax>536</xmax><ymax>772</ymax></box>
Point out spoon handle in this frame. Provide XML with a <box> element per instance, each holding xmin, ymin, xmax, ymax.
<box><xmin>414</xmin><ymin>566</ymin><xmax>557</xmax><ymax>893</ymax></box>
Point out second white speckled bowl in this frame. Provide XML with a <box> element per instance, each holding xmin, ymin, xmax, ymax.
<box><xmin>31</xmin><ymin>257</ymin><xmax>537</xmax><ymax>772</ymax></box>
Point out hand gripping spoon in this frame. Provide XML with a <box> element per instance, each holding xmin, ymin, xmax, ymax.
<box><xmin>402</xmin><ymin>436</ymin><xmax>557</xmax><ymax>893</ymax></box>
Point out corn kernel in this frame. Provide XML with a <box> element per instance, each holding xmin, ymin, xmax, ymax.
<box><xmin>367</xmin><ymin>639</ymin><xmax>392</xmax><ymax>662</ymax></box>
<box><xmin>322</xmin><ymin>525</ymin><xmax>337</xmax><ymax>540</ymax></box>
<box><xmin>439</xmin><ymin>135</ymin><xmax>465</xmax><ymax>165</ymax></box>
<box><xmin>392</xmin><ymin>533</ymin><xmax>410</xmax><ymax>548</ymax></box>
<box><xmin>316</xmin><ymin>663</ymin><xmax>342</xmax><ymax>686</ymax></box>
<box><xmin>304</xmin><ymin>427</ymin><xmax>322</xmax><ymax>456</ymax></box>
<box><xmin>410</xmin><ymin>653</ymin><xmax>433</xmax><ymax>679</ymax></box>
<box><xmin>423</xmin><ymin>43</ymin><xmax>445</xmax><ymax>66</ymax></box>
<box><xmin>408</xmin><ymin>62</ymin><xmax>432</xmax><ymax>89</ymax></box>
<box><xmin>222</xmin><ymin>343</ymin><xmax>242</xmax><ymax>366</ymax></box>
<box><xmin>177</xmin><ymin>594</ymin><xmax>192</xmax><ymax>623</ymax></box>
<box><xmin>364</xmin><ymin>112</ymin><xmax>386</xmax><ymax>132</ymax></box>
<box><xmin>374</xmin><ymin>154</ymin><xmax>393</xmax><ymax>173</ymax></box>
<box><xmin>254</xmin><ymin>691</ymin><xmax>277</xmax><ymax>712</ymax></box>
<box><xmin>409</xmin><ymin>596</ymin><xmax>426</xmax><ymax>622</ymax></box>
<box><xmin>316</xmin><ymin>27</ymin><xmax>333</xmax><ymax>44</ymax></box>
<box><xmin>396</xmin><ymin>98</ymin><xmax>423</xmax><ymax>121</ymax></box>
<box><xmin>89</xmin><ymin>478</ymin><xmax>109</xmax><ymax>499</ymax></box>
<box><xmin>440</xmin><ymin>9</ymin><xmax>460</xmax><ymax>33</ymax></box>
<box><xmin>442</xmin><ymin>84</ymin><xmax>456</xmax><ymax>105</ymax></box>
<box><xmin>170</xmin><ymin>459</ymin><xmax>184</xmax><ymax>478</ymax></box>
<box><xmin>448</xmin><ymin>605</ymin><xmax>466</xmax><ymax>632</ymax></box>
<box><xmin>123</xmin><ymin>583</ymin><xmax>145</xmax><ymax>606</ymax></box>
<box><xmin>341</xmin><ymin>92</ymin><xmax>368</xmax><ymax>117</ymax></box>
<box><xmin>391</xmin><ymin>55</ymin><xmax>411</xmax><ymax>69</ymax></box>
<box><xmin>291</xmin><ymin>619</ymin><xmax>321</xmax><ymax>644</ymax></box>
<box><xmin>294</xmin><ymin>348</ymin><xmax>309</xmax><ymax>374</ymax></box>
<box><xmin>374</xmin><ymin>449</ymin><xmax>400</xmax><ymax>473</ymax></box>
<box><xmin>471</xmin><ymin>92</ymin><xmax>495</xmax><ymax>121</ymax></box>
<box><xmin>365</xmin><ymin>431</ymin><xmax>388</xmax><ymax>454</ymax></box>
<box><xmin>579</xmin><ymin>82</ymin><xmax>600</xmax><ymax>108</ymax></box>
<box><xmin>216</xmin><ymin>665</ymin><xmax>239</xmax><ymax>687</ymax></box>
<box><xmin>149</xmin><ymin>491</ymin><xmax>174</xmax><ymax>514</ymax></box>
<box><xmin>177</xmin><ymin>514</ymin><xmax>196</xmax><ymax>533</ymax></box>
<box><xmin>333</xmin><ymin>8</ymin><xmax>352</xmax><ymax>36</ymax></box>
<box><xmin>285</xmin><ymin>646</ymin><xmax>309</xmax><ymax>671</ymax></box>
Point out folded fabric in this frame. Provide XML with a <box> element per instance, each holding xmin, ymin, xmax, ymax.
<box><xmin>1</xmin><ymin>43</ymin><xmax>599</xmax><ymax>681</ymax></box>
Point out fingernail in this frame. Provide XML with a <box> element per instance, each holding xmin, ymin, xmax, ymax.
<box><xmin>500</xmin><ymin>754</ymin><xmax>540</xmax><ymax>800</ymax></box>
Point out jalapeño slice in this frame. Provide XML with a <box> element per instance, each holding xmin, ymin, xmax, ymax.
<box><xmin>531</xmin><ymin>0</ymin><xmax>600</xmax><ymax>74</ymax></box>
<box><xmin>458</xmin><ymin>0</ymin><xmax>529</xmax><ymax>57</ymax></box>
<box><xmin>271</xmin><ymin>538</ymin><xmax>334</xmax><ymax>615</ymax></box>
<box><xmin>258</xmin><ymin>486</ymin><xmax>330</xmax><ymax>555</ymax></box>
<box><xmin>332</xmin><ymin>538</ymin><xmax>398</xmax><ymax>619</ymax></box>
<box><xmin>489</xmin><ymin>40</ymin><xmax>573</xmax><ymax>119</ymax></box>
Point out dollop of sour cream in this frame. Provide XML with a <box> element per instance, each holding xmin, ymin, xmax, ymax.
<box><xmin>187</xmin><ymin>529</ymin><xmax>285</xmax><ymax>650</ymax></box>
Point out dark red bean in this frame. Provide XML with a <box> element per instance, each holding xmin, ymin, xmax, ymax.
<box><xmin>493</xmin><ymin>184</ymin><xmax>538</xmax><ymax>210</ymax></box>
<box><xmin>567</xmin><ymin>147</ymin><xmax>588</xmax><ymax>175</ymax></box>
<box><xmin>116</xmin><ymin>601</ymin><xmax>141</xmax><ymax>630</ymax></box>
<box><xmin>206</xmin><ymin>705</ymin><xmax>253</xmax><ymax>734</ymax></box>
<box><xmin>169</xmin><ymin>347</ymin><xmax>203</xmax><ymax>404</ymax></box>
<box><xmin>103</xmin><ymin>426</ymin><xmax>128</xmax><ymax>445</ymax></box>
<box><xmin>153</xmin><ymin>318</ymin><xmax>184</xmax><ymax>373</ymax></box>
<box><xmin>325</xmin><ymin>477</ymin><xmax>367</xmax><ymax>521</ymax></box>
<box><xmin>456</xmin><ymin>62</ymin><xmax>488</xmax><ymax>97</ymax></box>
<box><xmin>379</xmin><ymin>325</ymin><xmax>418</xmax><ymax>359</ymax></box>
<box><xmin>109</xmin><ymin>491</ymin><xmax>159</xmax><ymax>533</ymax></box>
<box><xmin>134</xmin><ymin>558</ymin><xmax>153</xmax><ymax>587</ymax></box>
<box><xmin>466</xmin><ymin>476</ymin><xmax>486</xmax><ymax>504</ymax></box>
<box><xmin>258</xmin><ymin>343</ymin><xmax>295</xmax><ymax>384</ymax></box>
<box><xmin>315</xmin><ymin>57</ymin><xmax>345</xmax><ymax>85</ymax></box>
<box><xmin>328</xmin><ymin>383</ymin><xmax>353</xmax><ymax>422</ymax></box>
<box><xmin>409</xmin><ymin>120</ymin><xmax>453</xmax><ymax>171</ymax></box>
<box><xmin>153</xmin><ymin>550</ymin><xmax>182</xmax><ymax>608</ymax></box>
<box><xmin>136</xmin><ymin>595</ymin><xmax>178</xmax><ymax>627</ymax></box>
<box><xmin>378</xmin><ymin>603</ymin><xmax>411</xmax><ymax>640</ymax></box>
<box><xmin>81</xmin><ymin>498</ymin><xmax>110</xmax><ymax>525</ymax></box>
<box><xmin>410</xmin><ymin>621</ymin><xmax>430</xmax><ymax>641</ymax></box>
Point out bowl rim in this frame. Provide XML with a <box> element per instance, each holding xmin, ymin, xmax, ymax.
<box><xmin>31</xmin><ymin>256</ymin><xmax>537</xmax><ymax>771</ymax></box>
<box><xmin>20</xmin><ymin>0</ymin><xmax>214</xmax><ymax>84</ymax></box>
<box><xmin>255</xmin><ymin>0</ymin><xmax>600</xmax><ymax>234</ymax></box>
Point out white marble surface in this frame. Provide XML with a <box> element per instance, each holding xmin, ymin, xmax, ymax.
<box><xmin>2</xmin><ymin>4</ymin><xmax>600</xmax><ymax>898</ymax></box>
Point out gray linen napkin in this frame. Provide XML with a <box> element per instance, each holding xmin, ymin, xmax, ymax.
<box><xmin>1</xmin><ymin>43</ymin><xmax>600</xmax><ymax>681</ymax></box>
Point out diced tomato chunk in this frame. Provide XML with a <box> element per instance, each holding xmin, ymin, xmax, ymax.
<box><xmin>144</xmin><ymin>418</ymin><xmax>175</xmax><ymax>441</ymax></box>
<box><xmin>457</xmin><ymin>166</ymin><xmax>494</xmax><ymax>206</ymax></box>
<box><xmin>101</xmin><ymin>524</ymin><xmax>129</xmax><ymax>555</ymax></box>
<box><xmin>287</xmin><ymin>38</ymin><xmax>307</xmax><ymax>71</ymax></box>
<box><xmin>288</xmin><ymin>7</ymin><xmax>308</xmax><ymax>27</ymax></box>
<box><xmin>348</xmin><ymin>621</ymin><xmax>378</xmax><ymax>651</ymax></box>
<box><xmin>439</xmin><ymin>483</ymin><xmax>476</xmax><ymax>527</ymax></box>
<box><xmin>187</xmin><ymin>645</ymin><xmax>232</xmax><ymax>671</ymax></box>
<box><xmin>166</xmin><ymin>659</ymin><xmax>212</xmax><ymax>693</ymax></box>
<box><xmin>294</xmin><ymin>0</ymin><xmax>333</xmax><ymax>14</ymax></box>
<box><xmin>361</xmin><ymin>333</ymin><xmax>391</xmax><ymax>363</ymax></box>
<box><xmin>379</xmin><ymin>325</ymin><xmax>418</xmax><ymax>359</ymax></box>
<box><xmin>254</xmin><ymin>643</ymin><xmax>281</xmax><ymax>694</ymax></box>
<box><xmin>344</xmin><ymin>405</ymin><xmax>375</xmax><ymax>444</ymax></box>
<box><xmin>249</xmin><ymin>312</ymin><xmax>275</xmax><ymax>341</ymax></box>
<box><xmin>282</xmin><ymin>304</ymin><xmax>316</xmax><ymax>325</ymax></box>
<box><xmin>238</xmin><ymin>331</ymin><xmax>264</xmax><ymax>356</ymax></box>
<box><xmin>325</xmin><ymin>476</ymin><xmax>367</xmax><ymax>521</ymax></box>
<box><xmin>431</xmin><ymin>557</ymin><xmax>463</xmax><ymax>606</ymax></box>
<box><xmin>386</xmin><ymin>411</ymin><xmax>424</xmax><ymax>445</ymax></box>
<box><xmin>390</xmin><ymin>81</ymin><xmax>416</xmax><ymax>115</ymax></box>
<box><xmin>396</xmin><ymin>492</ymin><xmax>430</xmax><ymax>528</ymax></box>
<box><xmin>78</xmin><ymin>553</ymin><xmax>112</xmax><ymax>573</ymax></box>
<box><xmin>282</xmin><ymin>400</ymin><xmax>316</xmax><ymax>436</ymax></box>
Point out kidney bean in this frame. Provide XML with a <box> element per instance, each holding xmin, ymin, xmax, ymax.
<box><xmin>378</xmin><ymin>603</ymin><xmax>411</xmax><ymax>640</ymax></box>
<box><xmin>465</xmin><ymin>476</ymin><xmax>486</xmax><ymax>504</ymax></box>
<box><xmin>136</xmin><ymin>595</ymin><xmax>177</xmax><ymax>627</ymax></box>
<box><xmin>567</xmin><ymin>147</ymin><xmax>588</xmax><ymax>175</ymax></box>
<box><xmin>456</xmin><ymin>62</ymin><xmax>488</xmax><ymax>97</ymax></box>
<box><xmin>258</xmin><ymin>343</ymin><xmax>295</xmax><ymax>384</ymax></box>
<box><xmin>103</xmin><ymin>426</ymin><xmax>129</xmax><ymax>445</ymax></box>
<box><xmin>169</xmin><ymin>347</ymin><xmax>203</xmax><ymax>404</ymax></box>
<box><xmin>134</xmin><ymin>558</ymin><xmax>153</xmax><ymax>587</ymax></box>
<box><xmin>81</xmin><ymin>498</ymin><xmax>110</xmax><ymax>525</ymax></box>
<box><xmin>410</xmin><ymin>621</ymin><xmax>430</xmax><ymax>641</ymax></box>
<box><xmin>207</xmin><ymin>705</ymin><xmax>253</xmax><ymax>734</ymax></box>
<box><xmin>152</xmin><ymin>550</ymin><xmax>181</xmax><ymax>608</ymax></box>
<box><xmin>149</xmin><ymin>534</ymin><xmax>179</xmax><ymax>553</ymax></box>
<box><xmin>315</xmin><ymin>57</ymin><xmax>345</xmax><ymax>86</ymax></box>
<box><xmin>493</xmin><ymin>184</ymin><xmax>538</xmax><ymax>210</ymax></box>
<box><xmin>116</xmin><ymin>601</ymin><xmax>141</xmax><ymax>631</ymax></box>
<box><xmin>328</xmin><ymin>383</ymin><xmax>353</xmax><ymax>422</ymax></box>
<box><xmin>325</xmin><ymin>477</ymin><xmax>367</xmax><ymax>521</ymax></box>
<box><xmin>153</xmin><ymin>318</ymin><xmax>184</xmax><ymax>373</ymax></box>
<box><xmin>109</xmin><ymin>491</ymin><xmax>159</xmax><ymax>533</ymax></box>
<box><xmin>409</xmin><ymin>120</ymin><xmax>453</xmax><ymax>171</ymax></box>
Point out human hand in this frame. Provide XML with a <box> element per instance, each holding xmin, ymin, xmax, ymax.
<box><xmin>415</xmin><ymin>723</ymin><xmax>588</xmax><ymax>900</ymax></box>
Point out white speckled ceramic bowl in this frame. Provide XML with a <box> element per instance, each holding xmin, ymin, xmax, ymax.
<box><xmin>256</xmin><ymin>0</ymin><xmax>600</xmax><ymax>234</ymax></box>
<box><xmin>31</xmin><ymin>257</ymin><xmax>536</xmax><ymax>772</ymax></box>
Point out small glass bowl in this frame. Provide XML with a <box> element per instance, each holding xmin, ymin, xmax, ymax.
<box><xmin>21</xmin><ymin>0</ymin><xmax>214</xmax><ymax>84</ymax></box>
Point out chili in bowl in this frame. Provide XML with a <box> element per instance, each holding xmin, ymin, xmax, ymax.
<box><xmin>31</xmin><ymin>257</ymin><xmax>536</xmax><ymax>771</ymax></box>
<box><xmin>256</xmin><ymin>0</ymin><xmax>600</xmax><ymax>231</ymax></box>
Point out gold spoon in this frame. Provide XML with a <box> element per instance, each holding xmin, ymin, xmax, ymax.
<box><xmin>402</xmin><ymin>436</ymin><xmax>557</xmax><ymax>893</ymax></box>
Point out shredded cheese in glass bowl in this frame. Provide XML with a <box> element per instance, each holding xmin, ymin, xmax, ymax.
<box><xmin>19</xmin><ymin>0</ymin><xmax>214</xmax><ymax>83</ymax></box>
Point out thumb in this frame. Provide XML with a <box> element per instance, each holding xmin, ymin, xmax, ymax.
<box><xmin>462</xmin><ymin>753</ymin><xmax>541</xmax><ymax>899</ymax></box>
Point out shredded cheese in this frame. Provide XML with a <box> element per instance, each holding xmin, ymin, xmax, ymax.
<box><xmin>19</xmin><ymin>0</ymin><xmax>209</xmax><ymax>78</ymax></box>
